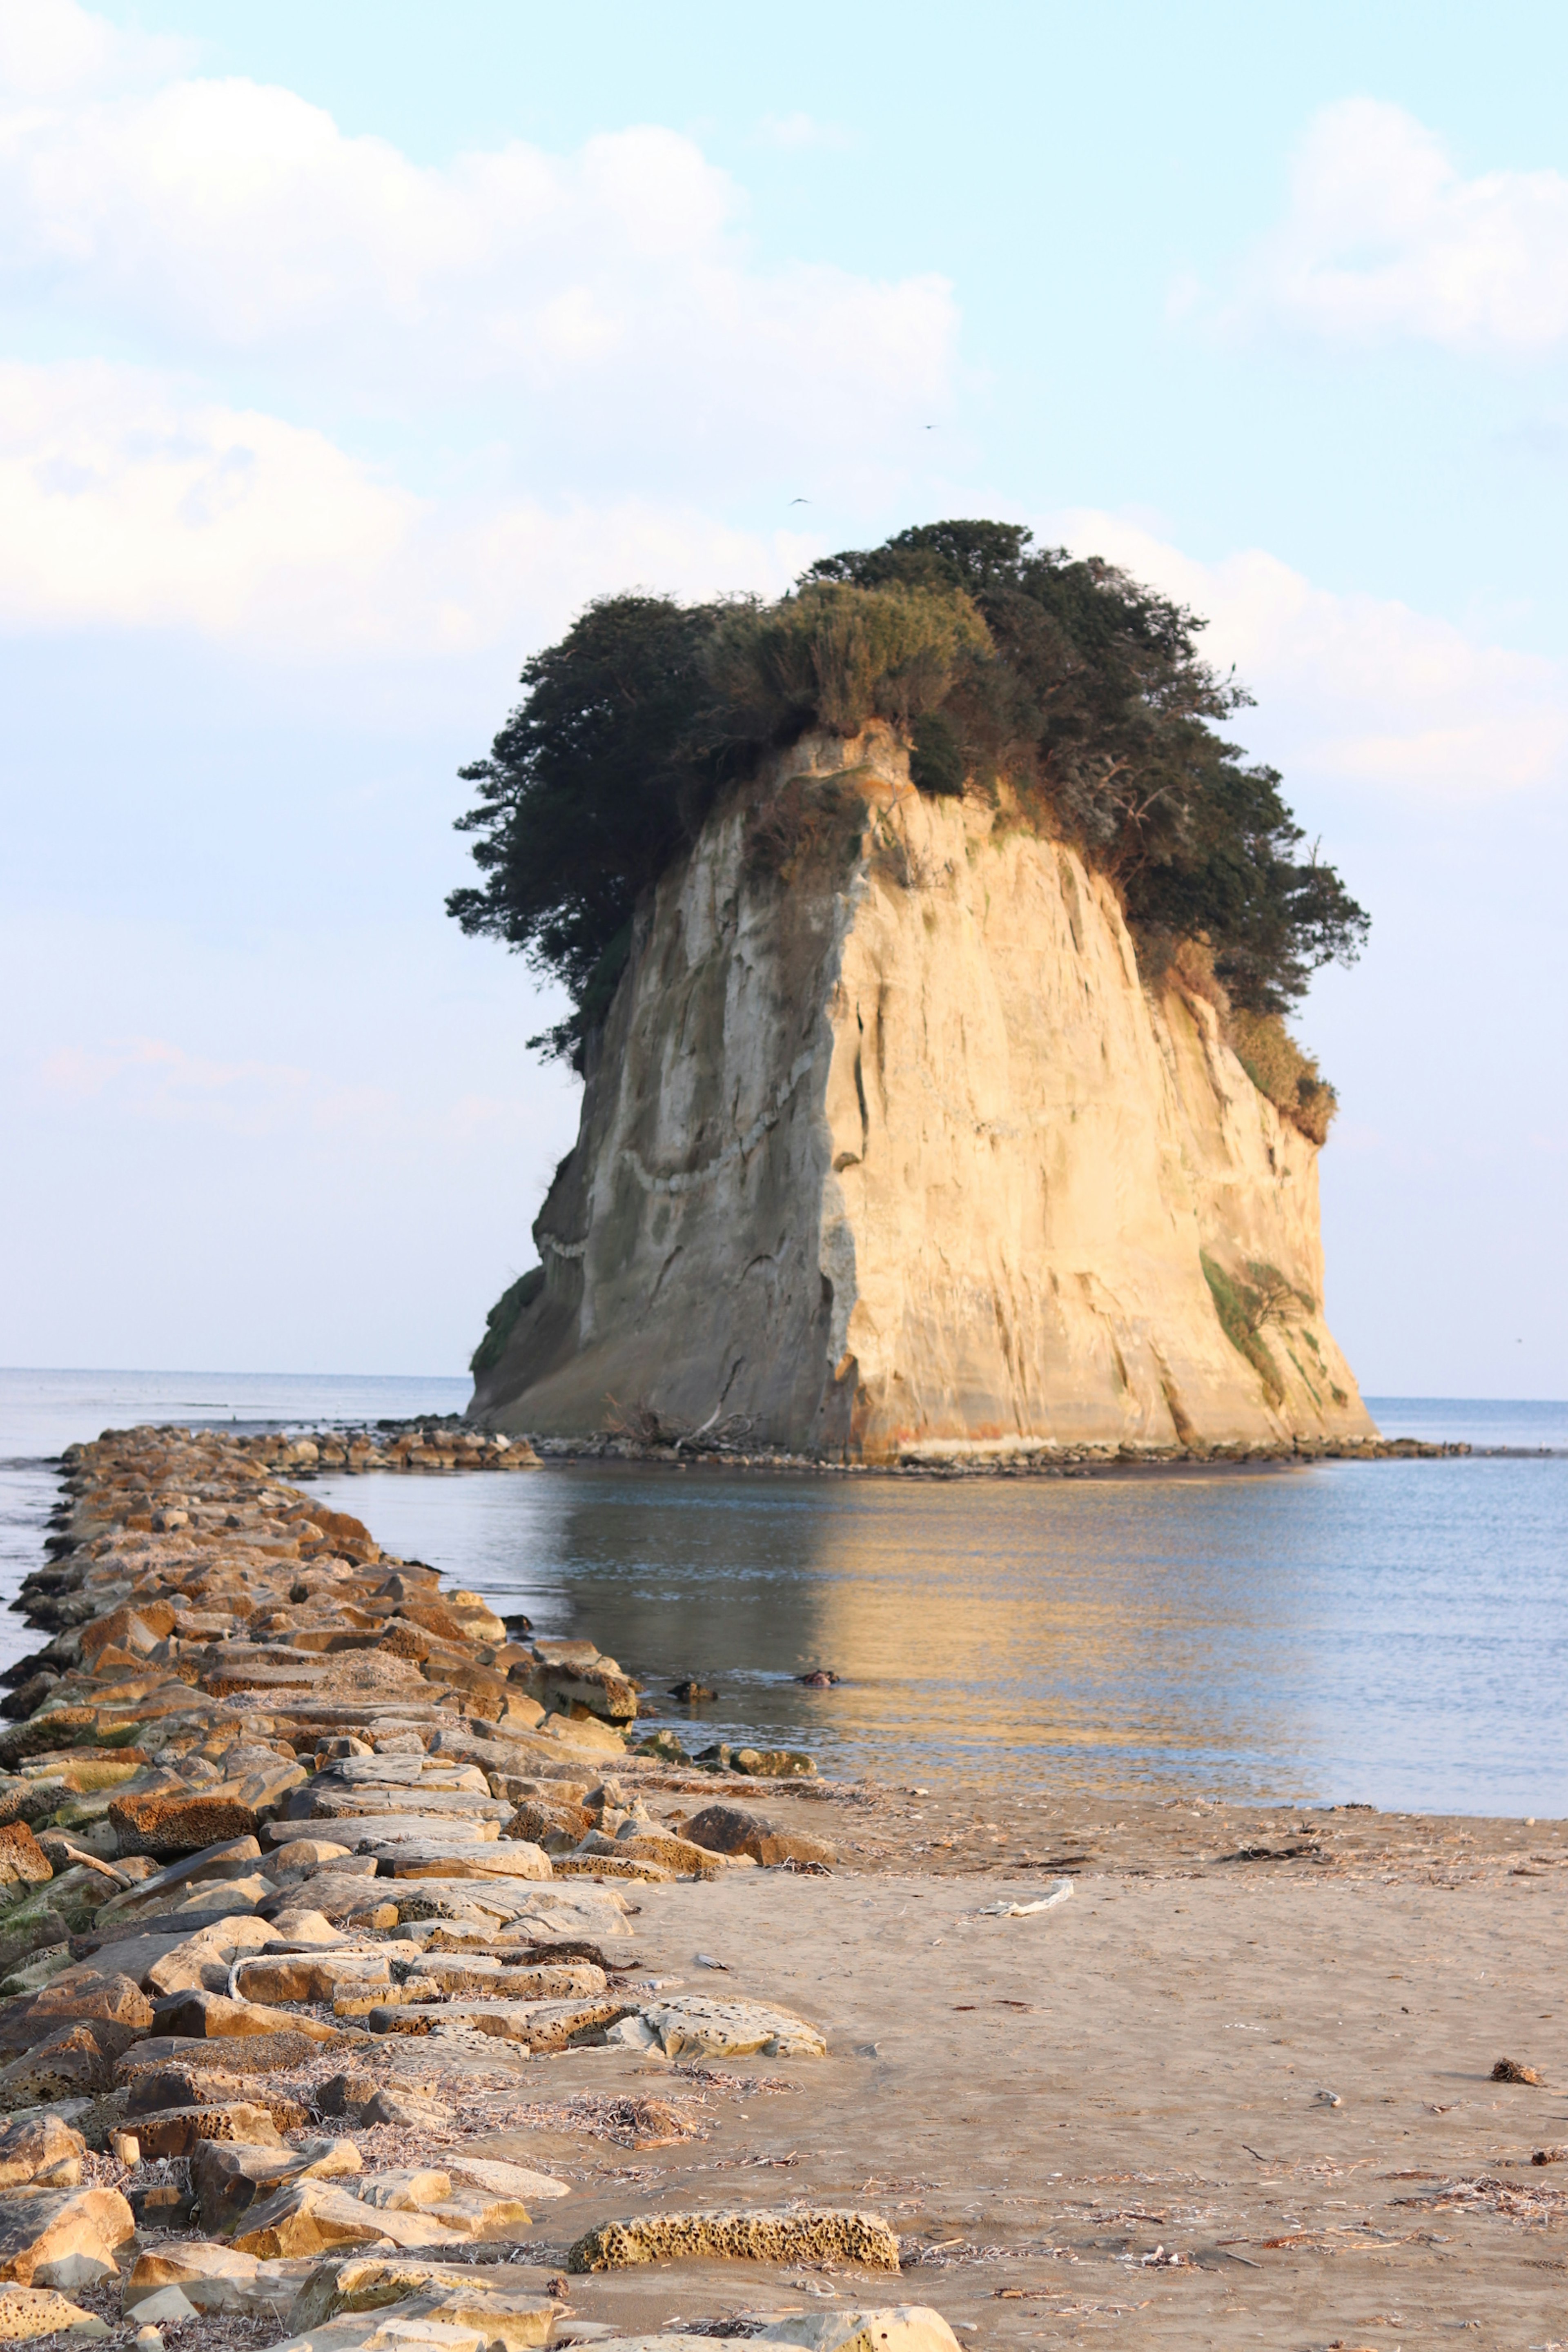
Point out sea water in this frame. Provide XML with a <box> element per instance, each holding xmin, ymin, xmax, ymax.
<box><xmin>2</xmin><ymin>1368</ymin><xmax>1564</xmax><ymax>1817</ymax></box>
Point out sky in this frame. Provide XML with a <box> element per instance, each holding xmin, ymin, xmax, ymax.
<box><xmin>1</xmin><ymin>0</ymin><xmax>1565</xmax><ymax>1399</ymax></box>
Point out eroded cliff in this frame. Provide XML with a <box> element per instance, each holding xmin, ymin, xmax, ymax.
<box><xmin>472</xmin><ymin>728</ymin><xmax>1374</xmax><ymax>1458</ymax></box>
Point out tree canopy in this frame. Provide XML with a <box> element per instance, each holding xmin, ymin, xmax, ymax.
<box><xmin>448</xmin><ymin>521</ymin><xmax>1368</xmax><ymax>1065</ymax></box>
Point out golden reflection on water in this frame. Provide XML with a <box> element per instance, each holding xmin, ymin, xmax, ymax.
<box><xmin>313</xmin><ymin>1452</ymin><xmax>1568</xmax><ymax>1811</ymax></box>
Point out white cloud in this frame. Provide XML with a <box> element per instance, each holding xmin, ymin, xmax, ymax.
<box><xmin>0</xmin><ymin>358</ymin><xmax>816</xmax><ymax>650</ymax></box>
<box><xmin>0</xmin><ymin>0</ymin><xmax>189</xmax><ymax>100</ymax></box>
<box><xmin>1060</xmin><ymin>509</ymin><xmax>1568</xmax><ymax>796</ymax></box>
<box><xmin>756</xmin><ymin>113</ymin><xmax>852</xmax><ymax>152</ymax></box>
<box><xmin>1236</xmin><ymin>97</ymin><xmax>1568</xmax><ymax>350</ymax></box>
<box><xmin>0</xmin><ymin>40</ymin><xmax>954</xmax><ymax>480</ymax></box>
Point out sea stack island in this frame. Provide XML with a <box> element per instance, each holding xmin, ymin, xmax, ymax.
<box><xmin>456</xmin><ymin>523</ymin><xmax>1375</xmax><ymax>1463</ymax></box>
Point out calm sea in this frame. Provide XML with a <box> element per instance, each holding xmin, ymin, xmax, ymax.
<box><xmin>2</xmin><ymin>1368</ymin><xmax>1564</xmax><ymax>1817</ymax></box>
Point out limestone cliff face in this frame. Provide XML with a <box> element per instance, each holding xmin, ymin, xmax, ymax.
<box><xmin>473</xmin><ymin>727</ymin><xmax>1375</xmax><ymax>1457</ymax></box>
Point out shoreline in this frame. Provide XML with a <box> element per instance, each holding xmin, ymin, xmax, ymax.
<box><xmin>0</xmin><ymin>1422</ymin><xmax>1561</xmax><ymax>2352</ymax></box>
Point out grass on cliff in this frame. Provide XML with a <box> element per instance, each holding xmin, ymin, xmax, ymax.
<box><xmin>470</xmin><ymin>1266</ymin><xmax>543</xmax><ymax>1378</ymax></box>
<box><xmin>449</xmin><ymin>519</ymin><xmax>1368</xmax><ymax>1067</ymax></box>
<box><xmin>1202</xmin><ymin>1251</ymin><xmax>1322</xmax><ymax>1407</ymax></box>
<box><xmin>1151</xmin><ymin>934</ymin><xmax>1339</xmax><ymax>1143</ymax></box>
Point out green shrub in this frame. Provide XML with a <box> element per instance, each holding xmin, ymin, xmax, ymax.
<box><xmin>909</xmin><ymin>710</ymin><xmax>966</xmax><ymax>795</ymax></box>
<box><xmin>706</xmin><ymin>581</ymin><xmax>989</xmax><ymax>740</ymax></box>
<box><xmin>470</xmin><ymin>1266</ymin><xmax>544</xmax><ymax>1377</ymax></box>
<box><xmin>450</xmin><ymin>520</ymin><xmax>1369</xmax><ymax>1065</ymax></box>
<box><xmin>1200</xmin><ymin>1251</ymin><xmax>1285</xmax><ymax>1405</ymax></box>
<box><xmin>1228</xmin><ymin>1008</ymin><xmax>1339</xmax><ymax>1145</ymax></box>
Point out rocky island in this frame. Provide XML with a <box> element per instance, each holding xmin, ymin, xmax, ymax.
<box><xmin>452</xmin><ymin>523</ymin><xmax>1375</xmax><ymax>1460</ymax></box>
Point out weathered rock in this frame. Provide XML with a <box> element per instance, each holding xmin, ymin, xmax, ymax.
<box><xmin>443</xmin><ymin>2156</ymin><xmax>568</xmax><ymax>2204</ymax></box>
<box><xmin>754</xmin><ymin>2312</ymin><xmax>962</xmax><ymax>2352</ymax></box>
<box><xmin>261</xmin><ymin>1839</ymin><xmax>352</xmax><ymax>1875</ymax></box>
<box><xmin>127</xmin><ymin>2065</ymin><xmax>307</xmax><ymax>2128</ymax></box>
<box><xmin>233</xmin><ymin>1952</ymin><xmax>390</xmax><ymax>2003</ymax></box>
<box><xmin>0</xmin><ymin>2283</ymin><xmax>108</xmax><ymax>2338</ymax></box>
<box><xmin>582</xmin><ymin>1830</ymin><xmax>725</xmax><ymax>1880</ymax></box>
<box><xmin>0</xmin><ymin>2026</ymin><xmax>116</xmax><ymax>2105</ymax></box>
<box><xmin>471</xmin><ymin>726</ymin><xmax>1374</xmax><ymax>1456</ymax></box>
<box><xmin>106</xmin><ymin>1837</ymin><xmax>263</xmax><ymax>1918</ymax></box>
<box><xmin>404</xmin><ymin>1960</ymin><xmax>605</xmax><ymax>2001</ymax></box>
<box><xmin>0</xmin><ymin>2120</ymin><xmax>85</xmax><ymax>2192</ymax></box>
<box><xmin>234</xmin><ymin>2182</ymin><xmax>454</xmax><ymax>2258</ymax></box>
<box><xmin>0</xmin><ymin>2183</ymin><xmax>136</xmax><ymax>2287</ymax></box>
<box><xmin>193</xmin><ymin>2138</ymin><xmax>361</xmax><ymax>2236</ymax></box>
<box><xmin>109</xmin><ymin>1795</ymin><xmax>259</xmax><ymax>1861</ymax></box>
<box><xmin>355</xmin><ymin>2171</ymin><xmax>452</xmax><ymax>2213</ymax></box>
<box><xmin>380</xmin><ymin>1843</ymin><xmax>551</xmax><ymax>1881</ymax></box>
<box><xmin>363</xmin><ymin>2089</ymin><xmax>454</xmax><ymax>2132</ymax></box>
<box><xmin>566</xmin><ymin>2207</ymin><xmax>899</xmax><ymax>2273</ymax></box>
<box><xmin>503</xmin><ymin>1801</ymin><xmax>592</xmax><ymax>1846</ymax></box>
<box><xmin>680</xmin><ymin>1805</ymin><xmax>837</xmax><ymax>1868</ymax></box>
<box><xmin>639</xmin><ymin>1995</ymin><xmax>826</xmax><ymax>2060</ymax></box>
<box><xmin>367</xmin><ymin>1994</ymin><xmax>635</xmax><ymax>2050</ymax></box>
<box><xmin>128</xmin><ymin>2104</ymin><xmax>287</xmax><ymax>2159</ymax></box>
<box><xmin>118</xmin><ymin>2027</ymin><xmax>328</xmax><ymax>2082</ymax></box>
<box><xmin>151</xmin><ymin>1989</ymin><xmax>339</xmax><ymax>2042</ymax></box>
<box><xmin>549</xmin><ymin>1856</ymin><xmax>670</xmax><ymax>1885</ymax></box>
<box><xmin>121</xmin><ymin>2241</ymin><xmax>263</xmax><ymax>2315</ymax></box>
<box><xmin>21</xmin><ymin>1969</ymin><xmax>155</xmax><ymax>2034</ymax></box>
<box><xmin>286</xmin><ymin>2256</ymin><xmax>559</xmax><ymax>2336</ymax></box>
<box><xmin>0</xmin><ymin>1828</ymin><xmax>52</xmax><ymax>1889</ymax></box>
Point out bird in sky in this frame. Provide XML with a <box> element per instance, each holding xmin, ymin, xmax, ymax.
<box><xmin>789</xmin><ymin>497</ymin><xmax>810</xmax><ymax>505</ymax></box>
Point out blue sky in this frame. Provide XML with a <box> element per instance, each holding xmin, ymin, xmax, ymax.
<box><xmin>1</xmin><ymin>0</ymin><xmax>1564</xmax><ymax>1398</ymax></box>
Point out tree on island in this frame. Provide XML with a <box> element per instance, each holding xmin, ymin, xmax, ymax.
<box><xmin>447</xmin><ymin>520</ymin><xmax>1367</xmax><ymax>1130</ymax></box>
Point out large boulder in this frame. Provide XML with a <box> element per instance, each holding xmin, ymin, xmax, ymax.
<box><xmin>22</xmin><ymin>1971</ymin><xmax>154</xmax><ymax>2035</ymax></box>
<box><xmin>234</xmin><ymin>2182</ymin><xmax>453</xmax><ymax>2258</ymax></box>
<box><xmin>0</xmin><ymin>2026</ymin><xmax>117</xmax><ymax>2106</ymax></box>
<box><xmin>680</xmin><ymin>1805</ymin><xmax>837</xmax><ymax>1868</ymax></box>
<box><xmin>0</xmin><ymin>2119</ymin><xmax>85</xmax><ymax>2192</ymax></box>
<box><xmin>120</xmin><ymin>2241</ymin><xmax>268</xmax><ymax>2317</ymax></box>
<box><xmin>149</xmin><ymin>1989</ymin><xmax>339</xmax><ymax>2042</ymax></box>
<box><xmin>0</xmin><ymin>1828</ymin><xmax>52</xmax><ymax>1890</ymax></box>
<box><xmin>635</xmin><ymin>1995</ymin><xmax>826</xmax><ymax>2060</ymax></box>
<box><xmin>0</xmin><ymin>2183</ymin><xmax>135</xmax><ymax>2288</ymax></box>
<box><xmin>109</xmin><ymin>1794</ymin><xmax>258</xmax><ymax>1862</ymax></box>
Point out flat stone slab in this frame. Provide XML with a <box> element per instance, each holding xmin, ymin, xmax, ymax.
<box><xmin>638</xmin><ymin>1996</ymin><xmax>827</xmax><ymax>2060</ymax></box>
<box><xmin>379</xmin><ymin>1846</ymin><xmax>550</xmax><ymax>1881</ymax></box>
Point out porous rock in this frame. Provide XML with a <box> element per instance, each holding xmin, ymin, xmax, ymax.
<box><xmin>109</xmin><ymin>1795</ymin><xmax>259</xmax><ymax>1862</ymax></box>
<box><xmin>0</xmin><ymin>2026</ymin><xmax>116</xmax><ymax>2105</ymax></box>
<box><xmin>0</xmin><ymin>1826</ymin><xmax>53</xmax><ymax>1889</ymax></box>
<box><xmin>566</xmin><ymin>2207</ymin><xmax>900</xmax><ymax>2273</ymax></box>
<box><xmin>0</xmin><ymin>2283</ymin><xmax>107</xmax><ymax>2338</ymax></box>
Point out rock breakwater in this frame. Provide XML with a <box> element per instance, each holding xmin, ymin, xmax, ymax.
<box><xmin>0</xmin><ymin>1423</ymin><xmax>891</xmax><ymax>2352</ymax></box>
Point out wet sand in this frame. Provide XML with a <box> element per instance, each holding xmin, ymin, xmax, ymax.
<box><xmin>536</xmin><ymin>1780</ymin><xmax>1568</xmax><ymax>2348</ymax></box>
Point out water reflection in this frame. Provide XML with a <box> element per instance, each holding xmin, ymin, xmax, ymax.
<box><xmin>314</xmin><ymin>1455</ymin><xmax>1568</xmax><ymax>1817</ymax></box>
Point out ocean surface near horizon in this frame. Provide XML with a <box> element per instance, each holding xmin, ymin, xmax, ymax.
<box><xmin>2</xmin><ymin>1365</ymin><xmax>1565</xmax><ymax>1818</ymax></box>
